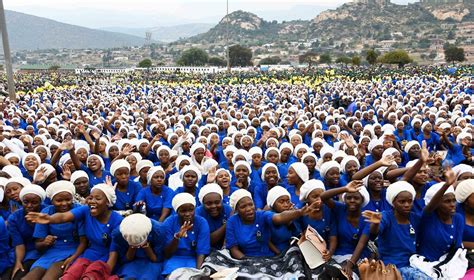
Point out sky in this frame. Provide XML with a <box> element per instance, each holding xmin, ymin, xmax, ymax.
<box><xmin>4</xmin><ymin>0</ymin><xmax>416</xmax><ymax>28</ymax></box>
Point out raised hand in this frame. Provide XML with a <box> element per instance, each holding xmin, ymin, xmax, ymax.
<box><xmin>91</xmin><ymin>130</ymin><xmax>101</xmax><ymax>140</ymax></box>
<box><xmin>105</xmin><ymin>175</ymin><xmax>113</xmax><ymax>187</ymax></box>
<box><xmin>25</xmin><ymin>212</ymin><xmax>51</xmax><ymax>224</ymax></box>
<box><xmin>60</xmin><ymin>139</ymin><xmax>74</xmax><ymax>151</ymax></box>
<box><xmin>380</xmin><ymin>154</ymin><xmax>395</xmax><ymax>166</ymax></box>
<box><xmin>34</xmin><ymin>167</ymin><xmax>48</xmax><ymax>183</ymax></box>
<box><xmin>444</xmin><ymin>167</ymin><xmax>457</xmax><ymax>186</ymax></box>
<box><xmin>362</xmin><ymin>210</ymin><xmax>382</xmax><ymax>224</ymax></box>
<box><xmin>207</xmin><ymin>166</ymin><xmax>217</xmax><ymax>183</ymax></box>
<box><xmin>420</xmin><ymin>140</ymin><xmax>429</xmax><ymax>162</ymax></box>
<box><xmin>176</xmin><ymin>220</ymin><xmax>193</xmax><ymax>238</ymax></box>
<box><xmin>121</xmin><ymin>144</ymin><xmax>133</xmax><ymax>157</ymax></box>
<box><xmin>61</xmin><ymin>165</ymin><xmax>72</xmax><ymax>180</ymax></box>
<box><xmin>345</xmin><ymin>180</ymin><xmax>363</xmax><ymax>193</ymax></box>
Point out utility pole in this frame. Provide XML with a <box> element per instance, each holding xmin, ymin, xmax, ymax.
<box><xmin>226</xmin><ymin>0</ymin><xmax>231</xmax><ymax>72</ymax></box>
<box><xmin>0</xmin><ymin>0</ymin><xmax>15</xmax><ymax>102</ymax></box>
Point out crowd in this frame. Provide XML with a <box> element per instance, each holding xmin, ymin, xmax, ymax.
<box><xmin>0</xmin><ymin>66</ymin><xmax>472</xmax><ymax>280</ymax></box>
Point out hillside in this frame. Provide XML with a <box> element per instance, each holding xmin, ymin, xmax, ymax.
<box><xmin>2</xmin><ymin>10</ymin><xmax>148</xmax><ymax>51</ymax></box>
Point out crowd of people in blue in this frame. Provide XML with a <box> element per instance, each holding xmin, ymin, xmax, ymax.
<box><xmin>0</xmin><ymin>67</ymin><xmax>472</xmax><ymax>279</ymax></box>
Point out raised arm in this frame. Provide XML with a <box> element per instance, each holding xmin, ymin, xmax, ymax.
<box><xmin>351</xmin><ymin>155</ymin><xmax>395</xmax><ymax>181</ymax></box>
<box><xmin>320</xmin><ymin>180</ymin><xmax>363</xmax><ymax>209</ymax></box>
<box><xmin>402</xmin><ymin>141</ymin><xmax>428</xmax><ymax>182</ymax></box>
<box><xmin>423</xmin><ymin>168</ymin><xmax>456</xmax><ymax>214</ymax></box>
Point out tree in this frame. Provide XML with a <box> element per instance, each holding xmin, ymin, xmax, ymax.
<box><xmin>335</xmin><ymin>56</ymin><xmax>352</xmax><ymax>65</ymax></box>
<box><xmin>48</xmin><ymin>65</ymin><xmax>61</xmax><ymax>71</ymax></box>
<box><xmin>319</xmin><ymin>53</ymin><xmax>332</xmax><ymax>64</ymax></box>
<box><xmin>138</xmin><ymin>58</ymin><xmax>152</xmax><ymax>68</ymax></box>
<box><xmin>444</xmin><ymin>45</ymin><xmax>465</xmax><ymax>64</ymax></box>
<box><xmin>229</xmin><ymin>45</ymin><xmax>253</xmax><ymax>67</ymax></box>
<box><xmin>366</xmin><ymin>49</ymin><xmax>378</xmax><ymax>65</ymax></box>
<box><xmin>259</xmin><ymin>56</ymin><xmax>282</xmax><ymax>65</ymax></box>
<box><xmin>379</xmin><ymin>49</ymin><xmax>413</xmax><ymax>68</ymax></box>
<box><xmin>177</xmin><ymin>48</ymin><xmax>209</xmax><ymax>66</ymax></box>
<box><xmin>298</xmin><ymin>51</ymin><xmax>318</xmax><ymax>66</ymax></box>
<box><xmin>352</xmin><ymin>56</ymin><xmax>361</xmax><ymax>66</ymax></box>
<box><xmin>208</xmin><ymin>56</ymin><xmax>227</xmax><ymax>67</ymax></box>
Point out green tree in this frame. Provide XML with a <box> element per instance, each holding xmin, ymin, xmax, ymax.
<box><xmin>319</xmin><ymin>53</ymin><xmax>332</xmax><ymax>64</ymax></box>
<box><xmin>259</xmin><ymin>56</ymin><xmax>282</xmax><ymax>65</ymax></box>
<box><xmin>208</xmin><ymin>56</ymin><xmax>227</xmax><ymax>67</ymax></box>
<box><xmin>351</xmin><ymin>56</ymin><xmax>361</xmax><ymax>66</ymax></box>
<box><xmin>177</xmin><ymin>48</ymin><xmax>209</xmax><ymax>66</ymax></box>
<box><xmin>138</xmin><ymin>58</ymin><xmax>152</xmax><ymax>68</ymax></box>
<box><xmin>379</xmin><ymin>49</ymin><xmax>413</xmax><ymax>68</ymax></box>
<box><xmin>298</xmin><ymin>51</ymin><xmax>318</xmax><ymax>66</ymax></box>
<box><xmin>366</xmin><ymin>49</ymin><xmax>378</xmax><ymax>65</ymax></box>
<box><xmin>48</xmin><ymin>65</ymin><xmax>61</xmax><ymax>71</ymax></box>
<box><xmin>229</xmin><ymin>45</ymin><xmax>253</xmax><ymax>67</ymax></box>
<box><xmin>444</xmin><ymin>45</ymin><xmax>465</xmax><ymax>64</ymax></box>
<box><xmin>335</xmin><ymin>56</ymin><xmax>352</xmax><ymax>65</ymax></box>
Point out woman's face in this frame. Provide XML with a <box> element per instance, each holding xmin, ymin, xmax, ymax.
<box><xmin>290</xmin><ymin>136</ymin><xmax>302</xmax><ymax>147</ymax></box>
<box><xmin>344</xmin><ymin>192</ymin><xmax>363</xmax><ymax>211</ymax></box>
<box><xmin>126</xmin><ymin>156</ymin><xmax>137</xmax><ymax>170</ymax></box>
<box><xmin>413</xmin><ymin>166</ymin><xmax>429</xmax><ymax>186</ymax></box>
<box><xmin>139</xmin><ymin>166</ymin><xmax>151</xmax><ymax>180</ymax></box>
<box><xmin>222</xmin><ymin>139</ymin><xmax>231</xmax><ymax>149</ymax></box>
<box><xmin>235</xmin><ymin>165</ymin><xmax>249</xmax><ymax>180</ymax></box>
<box><xmin>33</xmin><ymin>138</ymin><xmax>44</xmax><ymax>147</ymax></box>
<box><xmin>273</xmin><ymin>195</ymin><xmax>292</xmax><ymax>213</ymax></box>
<box><xmin>177</xmin><ymin>204</ymin><xmax>195</xmax><ymax>223</ymax></box>
<box><xmin>287</xmin><ymin>167</ymin><xmax>301</xmax><ymax>185</ymax></box>
<box><xmin>392</xmin><ymin>152</ymin><xmax>402</xmax><ymax>165</ymax></box>
<box><xmin>87</xmin><ymin>156</ymin><xmax>101</xmax><ymax>172</ymax></box>
<box><xmin>437</xmin><ymin>193</ymin><xmax>456</xmax><ymax>217</ymax></box>
<box><xmin>237</xmin><ymin>197</ymin><xmax>255</xmax><ymax>223</ymax></box>
<box><xmin>203</xmin><ymin>193</ymin><xmax>222</xmax><ymax>218</ymax></box>
<box><xmin>313</xmin><ymin>143</ymin><xmax>323</xmax><ymax>154</ymax></box>
<box><xmin>423</xmin><ymin>123</ymin><xmax>432</xmax><ymax>133</ymax></box>
<box><xmin>296</xmin><ymin>149</ymin><xmax>307</xmax><ymax>160</ymax></box>
<box><xmin>193</xmin><ymin>148</ymin><xmax>205</xmax><ymax>163</ymax></box>
<box><xmin>306</xmin><ymin>189</ymin><xmax>323</xmax><ymax>205</ymax></box>
<box><xmin>99</xmin><ymin>141</ymin><xmax>107</xmax><ymax>153</ymax></box>
<box><xmin>408</xmin><ymin>145</ymin><xmax>420</xmax><ymax>159</ymax></box>
<box><xmin>241</xmin><ymin>137</ymin><xmax>252</xmax><ymax>149</ymax></box>
<box><xmin>183</xmin><ymin>171</ymin><xmax>198</xmax><ymax>188</ymax></box>
<box><xmin>368</xmin><ymin>172</ymin><xmax>383</xmax><ymax>192</ymax></box>
<box><xmin>372</xmin><ymin>145</ymin><xmax>384</xmax><ymax>158</ymax></box>
<box><xmin>36</xmin><ymin>147</ymin><xmax>48</xmax><ymax>161</ymax></box>
<box><xmin>216</xmin><ymin>171</ymin><xmax>230</xmax><ymax>188</ymax></box>
<box><xmin>150</xmin><ymin>171</ymin><xmax>165</xmax><ymax>188</ymax></box>
<box><xmin>179</xmin><ymin>160</ymin><xmax>190</xmax><ymax>170</ymax></box>
<box><xmin>458</xmin><ymin>172</ymin><xmax>474</xmax><ymax>181</ymax></box>
<box><xmin>24</xmin><ymin>155</ymin><xmax>39</xmax><ymax>171</ymax></box>
<box><xmin>266</xmin><ymin>140</ymin><xmax>278</xmax><ymax>148</ymax></box>
<box><xmin>76</xmin><ymin>148</ymin><xmax>88</xmax><ymax>162</ymax></box>
<box><xmin>393</xmin><ymin>191</ymin><xmax>413</xmax><ymax>216</ymax></box>
<box><xmin>114</xmin><ymin>167</ymin><xmax>130</xmax><ymax>186</ymax></box>
<box><xmin>8</xmin><ymin>157</ymin><xmax>19</xmax><ymax>166</ymax></box>
<box><xmin>109</xmin><ymin>146</ymin><xmax>119</xmax><ymax>159</ymax></box>
<box><xmin>323</xmin><ymin>153</ymin><xmax>333</xmax><ymax>162</ymax></box>
<box><xmin>88</xmin><ymin>189</ymin><xmax>109</xmax><ymax>217</ymax></box>
<box><xmin>74</xmin><ymin>177</ymin><xmax>90</xmax><ymax>197</ymax></box>
<box><xmin>52</xmin><ymin>191</ymin><xmax>73</xmax><ymax>213</ymax></box>
<box><xmin>5</xmin><ymin>183</ymin><xmax>22</xmax><ymax>202</ymax></box>
<box><xmin>266</xmin><ymin>151</ymin><xmax>279</xmax><ymax>164</ymax></box>
<box><xmin>263</xmin><ymin>166</ymin><xmax>279</xmax><ymax>186</ymax></box>
<box><xmin>22</xmin><ymin>194</ymin><xmax>42</xmax><ymax>214</ymax></box>
<box><xmin>303</xmin><ymin>156</ymin><xmax>316</xmax><ymax>172</ymax></box>
<box><xmin>345</xmin><ymin>161</ymin><xmax>359</xmax><ymax>177</ymax></box>
<box><xmin>251</xmin><ymin>154</ymin><xmax>262</xmax><ymax>166</ymax></box>
<box><xmin>159</xmin><ymin>150</ymin><xmax>170</xmax><ymax>164</ymax></box>
<box><xmin>325</xmin><ymin>167</ymin><xmax>340</xmax><ymax>186</ymax></box>
<box><xmin>280</xmin><ymin>149</ymin><xmax>291</xmax><ymax>162</ymax></box>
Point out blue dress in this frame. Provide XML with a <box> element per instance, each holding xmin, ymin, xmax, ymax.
<box><xmin>8</xmin><ymin>207</ymin><xmax>44</xmax><ymax>262</ymax></box>
<box><xmin>298</xmin><ymin>205</ymin><xmax>336</xmax><ymax>245</ymax></box>
<box><xmin>173</xmin><ymin>187</ymin><xmax>199</xmax><ymax>206</ymax></box>
<box><xmin>0</xmin><ymin>217</ymin><xmax>12</xmax><ymax>274</ymax></box>
<box><xmin>31</xmin><ymin>204</ymin><xmax>85</xmax><ymax>269</ymax></box>
<box><xmin>136</xmin><ymin>186</ymin><xmax>174</xmax><ymax>221</ymax></box>
<box><xmin>114</xmin><ymin>180</ymin><xmax>142</xmax><ymax>210</ymax></box>
<box><xmin>195</xmin><ymin>205</ymin><xmax>232</xmax><ymax>249</ymax></box>
<box><xmin>457</xmin><ymin>205</ymin><xmax>474</xmax><ymax>243</ymax></box>
<box><xmin>81</xmin><ymin>163</ymin><xmax>111</xmax><ymax>186</ymax></box>
<box><xmin>111</xmin><ymin>220</ymin><xmax>166</xmax><ymax>280</ymax></box>
<box><xmin>364</xmin><ymin>189</ymin><xmax>392</xmax><ymax>213</ymax></box>
<box><xmin>70</xmin><ymin>205</ymin><xmax>123</xmax><ymax>261</ymax></box>
<box><xmin>364</xmin><ymin>210</ymin><xmax>421</xmax><ymax>268</ymax></box>
<box><xmin>333</xmin><ymin>202</ymin><xmax>370</xmax><ymax>258</ymax></box>
<box><xmin>161</xmin><ymin>214</ymin><xmax>210</xmax><ymax>275</ymax></box>
<box><xmin>225</xmin><ymin>211</ymin><xmax>275</xmax><ymax>257</ymax></box>
<box><xmin>417</xmin><ymin>212</ymin><xmax>464</xmax><ymax>261</ymax></box>
<box><xmin>269</xmin><ymin>211</ymin><xmax>300</xmax><ymax>253</ymax></box>
<box><xmin>253</xmin><ymin>182</ymin><xmax>272</xmax><ymax>209</ymax></box>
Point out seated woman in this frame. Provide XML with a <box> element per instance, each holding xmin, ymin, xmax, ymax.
<box><xmin>213</xmin><ymin>168</ymin><xmax>238</xmax><ymax>206</ymax></box>
<box><xmin>174</xmin><ymin>165</ymin><xmax>202</xmax><ymax>205</ymax></box>
<box><xmin>253</xmin><ymin>163</ymin><xmax>281</xmax><ymax>210</ymax></box>
<box><xmin>162</xmin><ymin>193</ymin><xmax>210</xmax><ymax>275</ymax></box>
<box><xmin>284</xmin><ymin>162</ymin><xmax>309</xmax><ymax>207</ymax></box>
<box><xmin>110</xmin><ymin>159</ymin><xmax>141</xmax><ymax>212</ymax></box>
<box><xmin>134</xmin><ymin>160</ymin><xmax>154</xmax><ymax>187</ymax></box>
<box><xmin>361</xmin><ymin>181</ymin><xmax>430</xmax><ymax>280</ymax></box>
<box><xmin>225</xmin><ymin>189</ymin><xmax>318</xmax><ymax>259</ymax></box>
<box><xmin>25</xmin><ymin>183</ymin><xmax>123</xmax><ymax>280</ymax></box>
<box><xmin>23</xmin><ymin>181</ymin><xmax>87</xmax><ymax>280</ymax></box>
<box><xmin>3</xmin><ymin>184</ymin><xmax>45</xmax><ymax>280</ymax></box>
<box><xmin>196</xmin><ymin>183</ymin><xmax>232</xmax><ymax>249</ymax></box>
<box><xmin>267</xmin><ymin>186</ymin><xmax>301</xmax><ymax>254</ymax></box>
<box><xmin>69</xmin><ymin>170</ymin><xmax>91</xmax><ymax>205</ymax></box>
<box><xmin>135</xmin><ymin>166</ymin><xmax>173</xmax><ymax>222</ymax></box>
<box><xmin>111</xmin><ymin>213</ymin><xmax>166</xmax><ymax>280</ymax></box>
<box><xmin>0</xmin><ymin>203</ymin><xmax>11</xmax><ymax>276</ymax></box>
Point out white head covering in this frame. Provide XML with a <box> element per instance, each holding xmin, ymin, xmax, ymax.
<box><xmin>452</xmin><ymin>164</ymin><xmax>473</xmax><ymax>179</ymax></box>
<box><xmin>6</xmin><ymin>177</ymin><xmax>31</xmax><ymax>189</ymax></box>
<box><xmin>70</xmin><ymin>170</ymin><xmax>89</xmax><ymax>184</ymax></box>
<box><xmin>19</xmin><ymin>184</ymin><xmax>46</xmax><ymax>203</ymax></box>
<box><xmin>319</xmin><ymin>161</ymin><xmax>341</xmax><ymax>179</ymax></box>
<box><xmin>424</xmin><ymin>182</ymin><xmax>455</xmax><ymax>205</ymax></box>
<box><xmin>299</xmin><ymin>179</ymin><xmax>326</xmax><ymax>202</ymax></box>
<box><xmin>455</xmin><ymin>179</ymin><xmax>474</xmax><ymax>203</ymax></box>
<box><xmin>147</xmin><ymin>166</ymin><xmax>165</xmax><ymax>185</ymax></box>
<box><xmin>261</xmin><ymin>163</ymin><xmax>280</xmax><ymax>181</ymax></box>
<box><xmin>234</xmin><ymin>160</ymin><xmax>251</xmax><ymax>172</ymax></box>
<box><xmin>340</xmin><ymin>156</ymin><xmax>360</xmax><ymax>173</ymax></box>
<box><xmin>404</xmin><ymin>141</ymin><xmax>420</xmax><ymax>153</ymax></box>
<box><xmin>33</xmin><ymin>163</ymin><xmax>56</xmax><ymax>180</ymax></box>
<box><xmin>386</xmin><ymin>181</ymin><xmax>416</xmax><ymax>206</ymax></box>
<box><xmin>368</xmin><ymin>139</ymin><xmax>383</xmax><ymax>153</ymax></box>
<box><xmin>267</xmin><ymin>186</ymin><xmax>290</xmax><ymax>208</ymax></box>
<box><xmin>110</xmin><ymin>159</ymin><xmax>131</xmax><ymax>176</ymax></box>
<box><xmin>289</xmin><ymin>162</ymin><xmax>309</xmax><ymax>183</ymax></box>
<box><xmin>120</xmin><ymin>214</ymin><xmax>152</xmax><ymax>246</ymax></box>
<box><xmin>136</xmin><ymin>160</ymin><xmax>154</xmax><ymax>174</ymax></box>
<box><xmin>175</xmin><ymin>155</ymin><xmax>191</xmax><ymax>171</ymax></box>
<box><xmin>172</xmin><ymin>192</ymin><xmax>196</xmax><ymax>212</ymax></box>
<box><xmin>179</xmin><ymin>165</ymin><xmax>202</xmax><ymax>181</ymax></box>
<box><xmin>46</xmin><ymin>180</ymin><xmax>76</xmax><ymax>199</ymax></box>
<box><xmin>91</xmin><ymin>184</ymin><xmax>117</xmax><ymax>207</ymax></box>
<box><xmin>198</xmin><ymin>183</ymin><xmax>223</xmax><ymax>204</ymax></box>
<box><xmin>342</xmin><ymin>186</ymin><xmax>371</xmax><ymax>208</ymax></box>
<box><xmin>2</xmin><ymin>165</ymin><xmax>23</xmax><ymax>178</ymax></box>
<box><xmin>229</xmin><ymin>189</ymin><xmax>252</xmax><ymax>210</ymax></box>
<box><xmin>86</xmin><ymin>154</ymin><xmax>105</xmax><ymax>170</ymax></box>
<box><xmin>22</xmin><ymin>153</ymin><xmax>41</xmax><ymax>168</ymax></box>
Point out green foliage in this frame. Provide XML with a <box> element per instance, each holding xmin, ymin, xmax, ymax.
<box><xmin>335</xmin><ymin>56</ymin><xmax>352</xmax><ymax>65</ymax></box>
<box><xmin>259</xmin><ymin>56</ymin><xmax>282</xmax><ymax>65</ymax></box>
<box><xmin>208</xmin><ymin>56</ymin><xmax>227</xmax><ymax>67</ymax></box>
<box><xmin>366</xmin><ymin>49</ymin><xmax>379</xmax><ymax>65</ymax></box>
<box><xmin>378</xmin><ymin>49</ymin><xmax>413</xmax><ymax>68</ymax></box>
<box><xmin>351</xmin><ymin>56</ymin><xmax>361</xmax><ymax>66</ymax></box>
<box><xmin>229</xmin><ymin>45</ymin><xmax>253</xmax><ymax>67</ymax></box>
<box><xmin>319</xmin><ymin>53</ymin><xmax>332</xmax><ymax>64</ymax></box>
<box><xmin>48</xmin><ymin>65</ymin><xmax>61</xmax><ymax>71</ymax></box>
<box><xmin>138</xmin><ymin>58</ymin><xmax>152</xmax><ymax>68</ymax></box>
<box><xmin>298</xmin><ymin>51</ymin><xmax>318</xmax><ymax>66</ymax></box>
<box><xmin>444</xmin><ymin>45</ymin><xmax>465</xmax><ymax>64</ymax></box>
<box><xmin>177</xmin><ymin>48</ymin><xmax>209</xmax><ymax>66</ymax></box>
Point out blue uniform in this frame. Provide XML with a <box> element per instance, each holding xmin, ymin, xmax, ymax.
<box><xmin>226</xmin><ymin>211</ymin><xmax>275</xmax><ymax>257</ymax></box>
<box><xmin>162</xmin><ymin>214</ymin><xmax>210</xmax><ymax>275</ymax></box>
<box><xmin>136</xmin><ymin>186</ymin><xmax>174</xmax><ymax>221</ymax></box>
<box><xmin>32</xmin><ymin>204</ymin><xmax>85</xmax><ymax>269</ymax></box>
<box><xmin>195</xmin><ymin>204</ymin><xmax>232</xmax><ymax>249</ymax></box>
<box><xmin>269</xmin><ymin>211</ymin><xmax>300</xmax><ymax>253</ymax></box>
<box><xmin>8</xmin><ymin>207</ymin><xmax>44</xmax><ymax>262</ymax></box>
<box><xmin>111</xmin><ymin>220</ymin><xmax>166</xmax><ymax>280</ymax></box>
<box><xmin>417</xmin><ymin>212</ymin><xmax>464</xmax><ymax>261</ymax></box>
<box><xmin>298</xmin><ymin>205</ymin><xmax>336</xmax><ymax>245</ymax></box>
<box><xmin>364</xmin><ymin>189</ymin><xmax>392</xmax><ymax>212</ymax></box>
<box><xmin>457</xmin><ymin>205</ymin><xmax>474</xmax><ymax>243</ymax></box>
<box><xmin>114</xmin><ymin>180</ymin><xmax>142</xmax><ymax>210</ymax></box>
<box><xmin>0</xmin><ymin>216</ymin><xmax>12</xmax><ymax>274</ymax></box>
<box><xmin>70</xmin><ymin>205</ymin><xmax>123</xmax><ymax>261</ymax></box>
